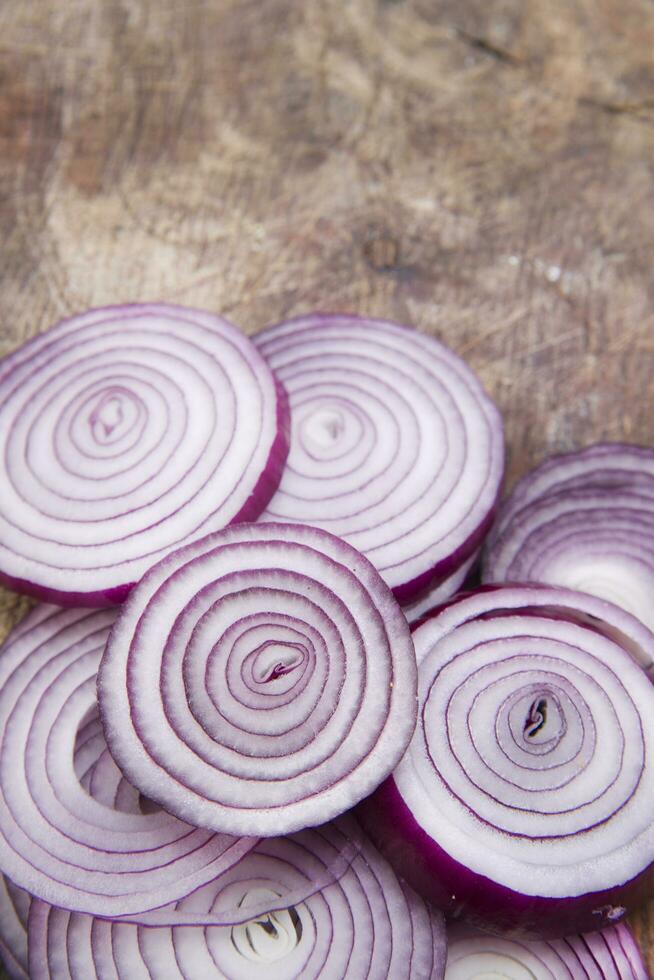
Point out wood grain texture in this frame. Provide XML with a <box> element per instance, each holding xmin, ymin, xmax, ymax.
<box><xmin>0</xmin><ymin>0</ymin><xmax>653</xmax><ymax>970</ymax></box>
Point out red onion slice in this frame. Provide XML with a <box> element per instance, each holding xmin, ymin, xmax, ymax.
<box><xmin>0</xmin><ymin>605</ymin><xmax>254</xmax><ymax>917</ymax></box>
<box><xmin>482</xmin><ymin>444</ymin><xmax>654</xmax><ymax>628</ymax></box>
<box><xmin>491</xmin><ymin>443</ymin><xmax>654</xmax><ymax>538</ymax></box>
<box><xmin>28</xmin><ymin>818</ymin><xmax>446</xmax><ymax>979</ymax></box>
<box><xmin>254</xmin><ymin>314</ymin><xmax>504</xmax><ymax>602</ymax></box>
<box><xmin>484</xmin><ymin>444</ymin><xmax>654</xmax><ymax>634</ymax></box>
<box><xmin>99</xmin><ymin>522</ymin><xmax>417</xmax><ymax>836</ymax></box>
<box><xmin>445</xmin><ymin>923</ymin><xmax>649</xmax><ymax>979</ymax></box>
<box><xmin>0</xmin><ymin>304</ymin><xmax>289</xmax><ymax>606</ymax></box>
<box><xmin>359</xmin><ymin>585</ymin><xmax>654</xmax><ymax>937</ymax></box>
<box><xmin>0</xmin><ymin>877</ymin><xmax>29</xmax><ymax>979</ymax></box>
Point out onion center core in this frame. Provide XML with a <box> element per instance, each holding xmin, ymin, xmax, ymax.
<box><xmin>501</xmin><ymin>684</ymin><xmax>569</xmax><ymax>756</ymax></box>
<box><xmin>522</xmin><ymin>691</ymin><xmax>562</xmax><ymax>745</ymax></box>
<box><xmin>231</xmin><ymin>888</ymin><xmax>303</xmax><ymax>962</ymax></box>
<box><xmin>251</xmin><ymin>642</ymin><xmax>308</xmax><ymax>685</ymax></box>
<box><xmin>298</xmin><ymin>399</ymin><xmax>364</xmax><ymax>462</ymax></box>
<box><xmin>87</xmin><ymin>387</ymin><xmax>143</xmax><ymax>446</ymax></box>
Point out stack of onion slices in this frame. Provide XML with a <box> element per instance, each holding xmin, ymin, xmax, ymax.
<box><xmin>27</xmin><ymin>819</ymin><xmax>447</xmax><ymax>980</ymax></box>
<box><xmin>99</xmin><ymin>522</ymin><xmax>418</xmax><ymax>837</ymax></box>
<box><xmin>0</xmin><ymin>304</ymin><xmax>288</xmax><ymax>606</ymax></box>
<box><xmin>359</xmin><ymin>584</ymin><xmax>654</xmax><ymax>938</ymax></box>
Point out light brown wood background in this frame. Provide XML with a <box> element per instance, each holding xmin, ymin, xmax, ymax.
<box><xmin>1</xmin><ymin>0</ymin><xmax>653</xmax><ymax>972</ymax></box>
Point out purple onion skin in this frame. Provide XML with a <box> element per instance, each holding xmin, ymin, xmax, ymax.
<box><xmin>229</xmin><ymin>376</ymin><xmax>290</xmax><ymax>525</ymax></box>
<box><xmin>393</xmin><ymin>502</ymin><xmax>498</xmax><ymax>605</ymax></box>
<box><xmin>358</xmin><ymin>777</ymin><xmax>654</xmax><ymax>941</ymax></box>
<box><xmin>0</xmin><ymin>570</ymin><xmax>129</xmax><ymax>607</ymax></box>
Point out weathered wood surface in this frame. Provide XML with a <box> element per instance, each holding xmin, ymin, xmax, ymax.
<box><xmin>1</xmin><ymin>0</ymin><xmax>653</xmax><ymax>969</ymax></box>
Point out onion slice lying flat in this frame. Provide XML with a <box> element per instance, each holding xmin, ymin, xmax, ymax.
<box><xmin>358</xmin><ymin>585</ymin><xmax>654</xmax><ymax>938</ymax></box>
<box><xmin>0</xmin><ymin>605</ymin><xmax>254</xmax><ymax>917</ymax></box>
<box><xmin>445</xmin><ymin>923</ymin><xmax>648</xmax><ymax>979</ymax></box>
<box><xmin>0</xmin><ymin>876</ymin><xmax>29</xmax><ymax>979</ymax></box>
<box><xmin>0</xmin><ymin>304</ymin><xmax>289</xmax><ymax>606</ymax></box>
<box><xmin>28</xmin><ymin>818</ymin><xmax>446</xmax><ymax>980</ymax></box>
<box><xmin>254</xmin><ymin>314</ymin><xmax>504</xmax><ymax>603</ymax></box>
<box><xmin>483</xmin><ymin>443</ymin><xmax>654</xmax><ymax>632</ymax></box>
<box><xmin>99</xmin><ymin>522</ymin><xmax>417</xmax><ymax>837</ymax></box>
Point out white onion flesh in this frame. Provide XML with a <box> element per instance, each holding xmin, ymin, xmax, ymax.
<box><xmin>99</xmin><ymin>522</ymin><xmax>417</xmax><ymax>837</ymax></box>
<box><xmin>0</xmin><ymin>304</ymin><xmax>288</xmax><ymax>605</ymax></box>
<box><xmin>254</xmin><ymin>314</ymin><xmax>503</xmax><ymax>602</ymax></box>
<box><xmin>445</xmin><ymin>923</ymin><xmax>648</xmax><ymax>979</ymax></box>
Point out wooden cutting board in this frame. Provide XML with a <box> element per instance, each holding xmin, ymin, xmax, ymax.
<box><xmin>1</xmin><ymin>0</ymin><xmax>653</xmax><ymax>970</ymax></box>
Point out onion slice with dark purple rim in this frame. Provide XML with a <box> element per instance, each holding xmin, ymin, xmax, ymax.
<box><xmin>253</xmin><ymin>314</ymin><xmax>504</xmax><ymax>603</ymax></box>
<box><xmin>444</xmin><ymin>923</ymin><xmax>648</xmax><ymax>979</ymax></box>
<box><xmin>28</xmin><ymin>818</ymin><xmax>446</xmax><ymax>980</ymax></box>
<box><xmin>0</xmin><ymin>605</ymin><xmax>255</xmax><ymax>917</ymax></box>
<box><xmin>99</xmin><ymin>522</ymin><xmax>417</xmax><ymax>837</ymax></box>
<box><xmin>358</xmin><ymin>585</ymin><xmax>654</xmax><ymax>938</ymax></box>
<box><xmin>0</xmin><ymin>303</ymin><xmax>289</xmax><ymax>607</ymax></box>
<box><xmin>0</xmin><ymin>876</ymin><xmax>29</xmax><ymax>980</ymax></box>
<box><xmin>402</xmin><ymin>554</ymin><xmax>477</xmax><ymax>626</ymax></box>
<box><xmin>483</xmin><ymin>443</ymin><xmax>654</xmax><ymax>635</ymax></box>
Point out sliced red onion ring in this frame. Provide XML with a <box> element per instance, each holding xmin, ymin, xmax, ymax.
<box><xmin>0</xmin><ymin>605</ymin><xmax>254</xmax><ymax>917</ymax></box>
<box><xmin>445</xmin><ymin>923</ymin><xmax>648</xmax><ymax>979</ymax></box>
<box><xmin>0</xmin><ymin>303</ymin><xmax>289</xmax><ymax>606</ymax></box>
<box><xmin>359</xmin><ymin>585</ymin><xmax>654</xmax><ymax>938</ymax></box>
<box><xmin>28</xmin><ymin>818</ymin><xmax>446</xmax><ymax>979</ymax></box>
<box><xmin>99</xmin><ymin>522</ymin><xmax>417</xmax><ymax>837</ymax></box>
<box><xmin>484</xmin><ymin>444</ymin><xmax>654</xmax><ymax>632</ymax></box>
<box><xmin>0</xmin><ymin>877</ymin><xmax>29</xmax><ymax>979</ymax></box>
<box><xmin>254</xmin><ymin>314</ymin><xmax>504</xmax><ymax>603</ymax></box>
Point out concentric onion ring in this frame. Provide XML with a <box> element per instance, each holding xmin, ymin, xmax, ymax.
<box><xmin>0</xmin><ymin>304</ymin><xmax>289</xmax><ymax>605</ymax></box>
<box><xmin>359</xmin><ymin>585</ymin><xmax>654</xmax><ymax>937</ymax></box>
<box><xmin>28</xmin><ymin>818</ymin><xmax>446</xmax><ymax>980</ymax></box>
<box><xmin>254</xmin><ymin>314</ymin><xmax>504</xmax><ymax>602</ymax></box>
<box><xmin>0</xmin><ymin>605</ymin><xmax>254</xmax><ymax>917</ymax></box>
<box><xmin>98</xmin><ymin>522</ymin><xmax>417</xmax><ymax>836</ymax></box>
<box><xmin>445</xmin><ymin>923</ymin><xmax>648</xmax><ymax>979</ymax></box>
<box><xmin>483</xmin><ymin>443</ymin><xmax>654</xmax><ymax>634</ymax></box>
<box><xmin>0</xmin><ymin>876</ymin><xmax>29</xmax><ymax>979</ymax></box>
